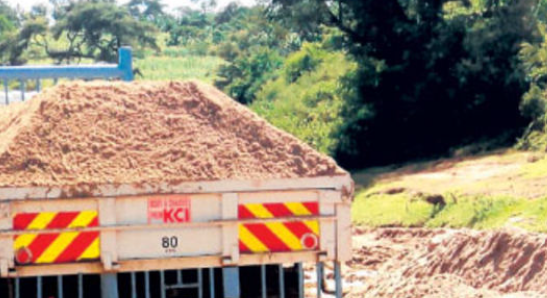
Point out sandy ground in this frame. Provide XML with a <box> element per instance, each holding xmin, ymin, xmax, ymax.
<box><xmin>353</xmin><ymin>151</ymin><xmax>547</xmax><ymax>198</ymax></box>
<box><xmin>309</xmin><ymin>228</ymin><xmax>547</xmax><ymax>298</ymax></box>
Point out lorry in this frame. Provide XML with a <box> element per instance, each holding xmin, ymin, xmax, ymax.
<box><xmin>0</xmin><ymin>48</ymin><xmax>353</xmax><ymax>298</ymax></box>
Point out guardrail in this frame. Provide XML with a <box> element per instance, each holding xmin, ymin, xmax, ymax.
<box><xmin>0</xmin><ymin>47</ymin><xmax>133</xmax><ymax>104</ymax></box>
<box><xmin>0</xmin><ymin>47</ymin><xmax>133</xmax><ymax>81</ymax></box>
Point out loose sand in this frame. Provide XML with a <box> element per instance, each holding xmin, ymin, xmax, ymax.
<box><xmin>0</xmin><ymin>81</ymin><xmax>345</xmax><ymax>188</ymax></box>
<box><xmin>335</xmin><ymin>228</ymin><xmax>547</xmax><ymax>298</ymax></box>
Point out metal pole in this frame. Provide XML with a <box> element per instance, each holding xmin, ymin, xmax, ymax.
<box><xmin>57</xmin><ymin>275</ymin><xmax>64</xmax><ymax>298</ymax></box>
<box><xmin>4</xmin><ymin>79</ymin><xmax>8</xmax><ymax>105</ymax></box>
<box><xmin>334</xmin><ymin>262</ymin><xmax>342</xmax><ymax>298</ymax></box>
<box><xmin>100</xmin><ymin>273</ymin><xmax>119</xmax><ymax>298</ymax></box>
<box><xmin>144</xmin><ymin>271</ymin><xmax>150</xmax><ymax>298</ymax></box>
<box><xmin>78</xmin><ymin>274</ymin><xmax>83</xmax><ymax>298</ymax></box>
<box><xmin>210</xmin><ymin>268</ymin><xmax>215</xmax><ymax>298</ymax></box>
<box><xmin>160</xmin><ymin>271</ymin><xmax>166</xmax><ymax>298</ymax></box>
<box><xmin>37</xmin><ymin>276</ymin><xmax>42</xmax><ymax>298</ymax></box>
<box><xmin>177</xmin><ymin>270</ymin><xmax>182</xmax><ymax>285</ymax></box>
<box><xmin>222</xmin><ymin>267</ymin><xmax>240</xmax><ymax>298</ymax></box>
<box><xmin>118</xmin><ymin>47</ymin><xmax>134</xmax><ymax>81</ymax></box>
<box><xmin>15</xmin><ymin>278</ymin><xmax>19</xmax><ymax>298</ymax></box>
<box><xmin>316</xmin><ymin>263</ymin><xmax>323</xmax><ymax>298</ymax></box>
<box><xmin>261</xmin><ymin>265</ymin><xmax>267</xmax><ymax>298</ymax></box>
<box><xmin>297</xmin><ymin>263</ymin><xmax>304</xmax><ymax>298</ymax></box>
<box><xmin>278</xmin><ymin>265</ymin><xmax>285</xmax><ymax>298</ymax></box>
<box><xmin>130</xmin><ymin>272</ymin><xmax>137</xmax><ymax>298</ymax></box>
<box><xmin>198</xmin><ymin>269</ymin><xmax>204</xmax><ymax>298</ymax></box>
<box><xmin>20</xmin><ymin>80</ymin><xmax>25</xmax><ymax>101</ymax></box>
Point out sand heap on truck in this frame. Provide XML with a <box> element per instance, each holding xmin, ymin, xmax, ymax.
<box><xmin>0</xmin><ymin>80</ymin><xmax>347</xmax><ymax>191</ymax></box>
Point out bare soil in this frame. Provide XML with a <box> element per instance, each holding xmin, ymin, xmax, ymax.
<box><xmin>337</xmin><ymin>228</ymin><xmax>547</xmax><ymax>298</ymax></box>
<box><xmin>353</xmin><ymin>151</ymin><xmax>547</xmax><ymax>198</ymax></box>
<box><xmin>0</xmin><ymin>81</ymin><xmax>345</xmax><ymax>188</ymax></box>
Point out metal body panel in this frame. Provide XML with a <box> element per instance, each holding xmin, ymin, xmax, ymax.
<box><xmin>117</xmin><ymin>227</ymin><xmax>223</xmax><ymax>259</ymax></box>
<box><xmin>0</xmin><ymin>175</ymin><xmax>353</xmax><ymax>201</ymax></box>
<box><xmin>115</xmin><ymin>194</ymin><xmax>221</xmax><ymax>225</ymax></box>
<box><xmin>0</xmin><ymin>47</ymin><xmax>133</xmax><ymax>81</ymax></box>
<box><xmin>0</xmin><ymin>187</ymin><xmax>351</xmax><ymax>278</ymax></box>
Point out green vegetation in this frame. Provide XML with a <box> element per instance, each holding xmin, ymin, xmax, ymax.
<box><xmin>352</xmin><ymin>151</ymin><xmax>547</xmax><ymax>231</ymax></box>
<box><xmin>352</xmin><ymin>191</ymin><xmax>547</xmax><ymax>232</ymax></box>
<box><xmin>352</xmin><ymin>193</ymin><xmax>435</xmax><ymax>227</ymax></box>
<box><xmin>516</xmin><ymin>23</ymin><xmax>547</xmax><ymax>152</ymax></box>
<box><xmin>273</xmin><ymin>0</ymin><xmax>543</xmax><ymax>168</ymax></box>
<box><xmin>134</xmin><ymin>55</ymin><xmax>224</xmax><ymax>83</ymax></box>
<box><xmin>520</xmin><ymin>156</ymin><xmax>547</xmax><ymax>179</ymax></box>
<box><xmin>251</xmin><ymin>40</ymin><xmax>357</xmax><ymax>154</ymax></box>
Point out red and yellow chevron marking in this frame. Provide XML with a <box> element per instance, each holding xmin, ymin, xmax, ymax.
<box><xmin>13</xmin><ymin>210</ymin><xmax>100</xmax><ymax>265</ymax></box>
<box><xmin>238</xmin><ymin>202</ymin><xmax>320</xmax><ymax>253</ymax></box>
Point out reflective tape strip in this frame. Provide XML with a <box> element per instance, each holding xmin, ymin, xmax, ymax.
<box><xmin>28</xmin><ymin>212</ymin><xmax>57</xmax><ymax>230</ymax></box>
<box><xmin>265</xmin><ymin>222</ymin><xmax>302</xmax><ymax>250</ymax></box>
<box><xmin>69</xmin><ymin>211</ymin><xmax>97</xmax><ymax>228</ymax></box>
<box><xmin>13</xmin><ymin>210</ymin><xmax>100</xmax><ymax>264</ymax></box>
<box><xmin>14</xmin><ymin>234</ymin><xmax>37</xmax><ymax>250</ymax></box>
<box><xmin>36</xmin><ymin>232</ymin><xmax>80</xmax><ymax>263</ymax></box>
<box><xmin>239</xmin><ymin>225</ymin><xmax>268</xmax><ymax>252</ymax></box>
<box><xmin>303</xmin><ymin>220</ymin><xmax>319</xmax><ymax>235</ymax></box>
<box><xmin>284</xmin><ymin>203</ymin><xmax>312</xmax><ymax>216</ymax></box>
<box><xmin>77</xmin><ymin>236</ymin><xmax>100</xmax><ymax>261</ymax></box>
<box><xmin>245</xmin><ymin>204</ymin><xmax>274</xmax><ymax>219</ymax></box>
<box><xmin>238</xmin><ymin>202</ymin><xmax>320</xmax><ymax>253</ymax></box>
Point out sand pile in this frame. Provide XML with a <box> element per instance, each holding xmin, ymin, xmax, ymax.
<box><xmin>344</xmin><ymin>228</ymin><xmax>547</xmax><ymax>298</ymax></box>
<box><xmin>403</xmin><ymin>229</ymin><xmax>547</xmax><ymax>293</ymax></box>
<box><xmin>0</xmin><ymin>81</ymin><xmax>345</xmax><ymax>188</ymax></box>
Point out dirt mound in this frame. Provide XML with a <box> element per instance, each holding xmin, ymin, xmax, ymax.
<box><xmin>404</xmin><ymin>229</ymin><xmax>547</xmax><ymax>293</ymax></box>
<box><xmin>0</xmin><ymin>80</ymin><xmax>345</xmax><ymax>188</ymax></box>
<box><xmin>346</xmin><ymin>228</ymin><xmax>547</xmax><ymax>298</ymax></box>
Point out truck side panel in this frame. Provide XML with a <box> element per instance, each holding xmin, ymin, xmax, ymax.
<box><xmin>0</xmin><ymin>189</ymin><xmax>347</xmax><ymax>278</ymax></box>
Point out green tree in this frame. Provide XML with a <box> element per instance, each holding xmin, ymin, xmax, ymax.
<box><xmin>126</xmin><ymin>0</ymin><xmax>164</xmax><ymax>21</ymax></box>
<box><xmin>213</xmin><ymin>5</ymin><xmax>308</xmax><ymax>103</ymax></box>
<box><xmin>216</xmin><ymin>47</ymin><xmax>283</xmax><ymax>104</ymax></box>
<box><xmin>0</xmin><ymin>0</ymin><xmax>21</xmax><ymax>65</ymax></box>
<box><xmin>48</xmin><ymin>1</ymin><xmax>159</xmax><ymax>63</ymax></box>
<box><xmin>270</xmin><ymin>0</ymin><xmax>540</xmax><ymax>168</ymax></box>
<box><xmin>252</xmin><ymin>39</ymin><xmax>357</xmax><ymax>154</ymax></box>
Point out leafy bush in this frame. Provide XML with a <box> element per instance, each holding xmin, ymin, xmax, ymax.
<box><xmin>520</xmin><ymin>84</ymin><xmax>546</xmax><ymax>120</ymax></box>
<box><xmin>215</xmin><ymin>47</ymin><xmax>284</xmax><ymax>104</ymax></box>
<box><xmin>516</xmin><ymin>24</ymin><xmax>547</xmax><ymax>151</ymax></box>
<box><xmin>283</xmin><ymin>43</ymin><xmax>323</xmax><ymax>82</ymax></box>
<box><xmin>251</xmin><ymin>42</ymin><xmax>357</xmax><ymax>154</ymax></box>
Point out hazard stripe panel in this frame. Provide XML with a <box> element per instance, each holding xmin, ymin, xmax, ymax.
<box><xmin>13</xmin><ymin>211</ymin><xmax>100</xmax><ymax>265</ymax></box>
<box><xmin>238</xmin><ymin>202</ymin><xmax>320</xmax><ymax>253</ymax></box>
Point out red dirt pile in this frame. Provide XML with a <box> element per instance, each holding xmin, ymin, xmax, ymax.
<box><xmin>0</xmin><ymin>81</ymin><xmax>345</xmax><ymax>188</ymax></box>
<box><xmin>344</xmin><ymin>228</ymin><xmax>547</xmax><ymax>298</ymax></box>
